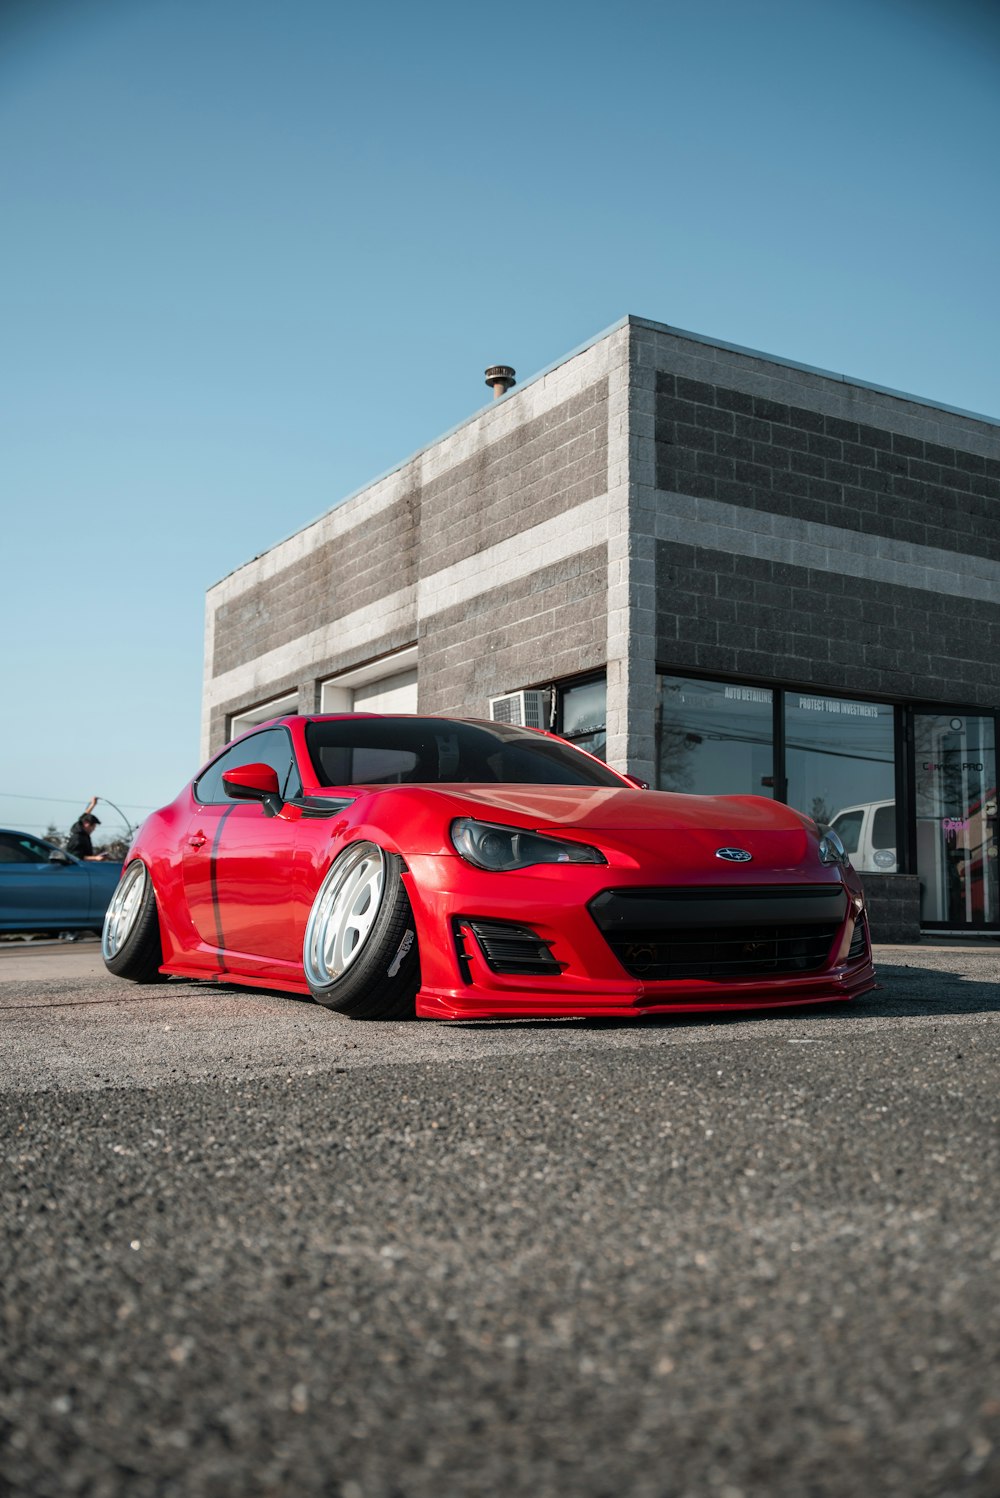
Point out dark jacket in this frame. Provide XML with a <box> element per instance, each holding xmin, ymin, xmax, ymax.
<box><xmin>66</xmin><ymin>819</ymin><xmax>95</xmax><ymax>859</ymax></box>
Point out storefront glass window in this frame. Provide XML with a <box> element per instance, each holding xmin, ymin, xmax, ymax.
<box><xmin>652</xmin><ymin>669</ymin><xmax>997</xmax><ymax>930</ymax></box>
<box><xmin>560</xmin><ymin>678</ymin><xmax>607</xmax><ymax>760</ymax></box>
<box><xmin>656</xmin><ymin>676</ymin><xmax>773</xmax><ymax>795</ymax></box>
<box><xmin>914</xmin><ymin>713</ymin><xmax>998</xmax><ymax>926</ymax></box>
<box><xmin>784</xmin><ymin>693</ymin><xmax>895</xmax><ymax>868</ymax></box>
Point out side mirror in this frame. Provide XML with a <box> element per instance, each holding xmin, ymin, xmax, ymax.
<box><xmin>222</xmin><ymin>763</ymin><xmax>282</xmax><ymax>802</ymax></box>
<box><xmin>621</xmin><ymin>773</ymin><xmax>650</xmax><ymax>790</ymax></box>
<box><xmin>48</xmin><ymin>849</ymin><xmax>72</xmax><ymax>865</ymax></box>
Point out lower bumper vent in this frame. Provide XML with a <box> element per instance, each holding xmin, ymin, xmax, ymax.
<box><xmin>847</xmin><ymin>916</ymin><xmax>868</xmax><ymax>962</ymax></box>
<box><xmin>465</xmin><ymin>919</ymin><xmax>562</xmax><ymax>976</ymax></box>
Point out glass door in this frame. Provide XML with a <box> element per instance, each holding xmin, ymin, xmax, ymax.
<box><xmin>914</xmin><ymin>713</ymin><xmax>998</xmax><ymax>929</ymax></box>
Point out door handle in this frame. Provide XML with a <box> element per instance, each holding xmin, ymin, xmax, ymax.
<box><xmin>188</xmin><ymin>832</ymin><xmax>207</xmax><ymax>849</ymax></box>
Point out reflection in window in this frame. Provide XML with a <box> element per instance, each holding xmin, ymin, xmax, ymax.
<box><xmin>305</xmin><ymin>717</ymin><xmax>622</xmax><ymax>788</ymax></box>
<box><xmin>914</xmin><ymin>713</ymin><xmax>997</xmax><ymax>926</ymax></box>
<box><xmin>656</xmin><ymin>676</ymin><xmax>773</xmax><ymax>795</ymax></box>
<box><xmin>830</xmin><ymin>809</ymin><xmax>864</xmax><ymax>854</ymax></box>
<box><xmin>316</xmin><ymin>745</ymin><xmax>420</xmax><ymax>785</ymax></box>
<box><xmin>196</xmin><ymin>728</ymin><xmax>302</xmax><ymax>805</ymax></box>
<box><xmin>785</xmin><ymin>695</ymin><xmax>895</xmax><ymax>869</ymax></box>
<box><xmin>559</xmin><ymin>678</ymin><xmax>607</xmax><ymax>761</ymax></box>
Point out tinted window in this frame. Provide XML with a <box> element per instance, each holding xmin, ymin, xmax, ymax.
<box><xmin>0</xmin><ymin>832</ymin><xmax>51</xmax><ymax>864</ymax></box>
<box><xmin>195</xmin><ymin>728</ymin><xmax>302</xmax><ymax>804</ymax></box>
<box><xmin>305</xmin><ymin>718</ymin><xmax>624</xmax><ymax>788</ymax></box>
<box><xmin>872</xmin><ymin>804</ymin><xmax>896</xmax><ymax>849</ymax></box>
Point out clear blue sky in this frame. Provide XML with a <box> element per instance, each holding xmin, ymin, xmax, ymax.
<box><xmin>2</xmin><ymin>0</ymin><xmax>998</xmax><ymax>842</ymax></box>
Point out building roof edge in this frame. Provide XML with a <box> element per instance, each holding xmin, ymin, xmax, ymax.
<box><xmin>625</xmin><ymin>314</ymin><xmax>1000</xmax><ymax>429</ymax></box>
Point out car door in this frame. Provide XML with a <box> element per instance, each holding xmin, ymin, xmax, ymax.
<box><xmin>0</xmin><ymin>832</ymin><xmax>91</xmax><ymax>930</ymax></box>
<box><xmin>182</xmin><ymin>727</ymin><xmax>304</xmax><ymax>961</ymax></box>
<box><xmin>84</xmin><ymin>860</ymin><xmax>126</xmax><ymax>925</ymax></box>
<box><xmin>210</xmin><ymin>801</ymin><xmax>302</xmax><ymax>961</ymax></box>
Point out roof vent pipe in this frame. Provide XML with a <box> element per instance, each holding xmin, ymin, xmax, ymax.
<box><xmin>485</xmin><ymin>365</ymin><xmax>516</xmax><ymax>399</ymax></box>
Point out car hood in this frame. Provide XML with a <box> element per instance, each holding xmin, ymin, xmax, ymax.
<box><xmin>342</xmin><ymin>783</ymin><xmax>817</xmax><ymax>870</ymax></box>
<box><xmin>427</xmin><ymin>784</ymin><xmax>807</xmax><ymax>833</ymax></box>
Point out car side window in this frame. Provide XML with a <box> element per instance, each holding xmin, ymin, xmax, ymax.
<box><xmin>830</xmin><ymin>810</ymin><xmax>863</xmax><ymax>854</ymax></box>
<box><xmin>0</xmin><ymin>832</ymin><xmax>54</xmax><ymax>868</ymax></box>
<box><xmin>871</xmin><ymin>804</ymin><xmax>896</xmax><ymax>849</ymax></box>
<box><xmin>0</xmin><ymin>833</ymin><xmax>50</xmax><ymax>864</ymax></box>
<box><xmin>194</xmin><ymin>728</ymin><xmax>302</xmax><ymax>805</ymax></box>
<box><xmin>0</xmin><ymin>834</ymin><xmax>29</xmax><ymax>863</ymax></box>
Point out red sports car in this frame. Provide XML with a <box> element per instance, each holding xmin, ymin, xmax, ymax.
<box><xmin>103</xmin><ymin>714</ymin><xmax>876</xmax><ymax>1020</ymax></box>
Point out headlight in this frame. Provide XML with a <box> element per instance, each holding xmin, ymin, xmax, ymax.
<box><xmin>451</xmin><ymin>818</ymin><xmax>606</xmax><ymax>871</ymax></box>
<box><xmin>818</xmin><ymin>829</ymin><xmax>850</xmax><ymax>867</ymax></box>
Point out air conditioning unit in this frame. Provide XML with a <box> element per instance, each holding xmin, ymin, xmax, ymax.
<box><xmin>489</xmin><ymin>689</ymin><xmax>550</xmax><ymax>730</ymax></box>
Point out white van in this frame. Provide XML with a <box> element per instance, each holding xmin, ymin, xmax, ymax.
<box><xmin>829</xmin><ymin>800</ymin><xmax>897</xmax><ymax>873</ymax></box>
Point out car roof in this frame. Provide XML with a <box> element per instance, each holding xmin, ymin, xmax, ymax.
<box><xmin>831</xmin><ymin>799</ymin><xmax>895</xmax><ymax>815</ymax></box>
<box><xmin>232</xmin><ymin>712</ymin><xmax>539</xmax><ymax>737</ymax></box>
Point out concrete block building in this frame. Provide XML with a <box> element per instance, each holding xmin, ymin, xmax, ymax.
<box><xmin>202</xmin><ymin>316</ymin><xmax>1000</xmax><ymax>941</ymax></box>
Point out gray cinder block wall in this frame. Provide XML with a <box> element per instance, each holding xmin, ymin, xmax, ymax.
<box><xmin>632</xmin><ymin>319</ymin><xmax>1000</xmax><ymax>749</ymax></box>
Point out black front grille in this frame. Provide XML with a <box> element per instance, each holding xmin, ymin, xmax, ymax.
<box><xmin>589</xmin><ymin>886</ymin><xmax>847</xmax><ymax>981</ymax></box>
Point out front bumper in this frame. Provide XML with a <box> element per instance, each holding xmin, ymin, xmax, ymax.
<box><xmin>403</xmin><ymin>855</ymin><xmax>876</xmax><ymax>1021</ymax></box>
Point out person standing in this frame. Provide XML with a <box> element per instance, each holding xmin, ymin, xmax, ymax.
<box><xmin>66</xmin><ymin>797</ymin><xmax>107</xmax><ymax>860</ymax></box>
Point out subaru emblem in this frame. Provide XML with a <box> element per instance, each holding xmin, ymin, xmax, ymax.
<box><xmin>716</xmin><ymin>847</ymin><xmax>752</xmax><ymax>863</ymax></box>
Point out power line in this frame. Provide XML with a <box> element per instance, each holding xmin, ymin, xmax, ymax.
<box><xmin>0</xmin><ymin>790</ymin><xmax>155</xmax><ymax>810</ymax></box>
<box><xmin>4</xmin><ymin>820</ymin><xmax>74</xmax><ymax>833</ymax></box>
<box><xmin>3</xmin><ymin>819</ymin><xmax>135</xmax><ymax>836</ymax></box>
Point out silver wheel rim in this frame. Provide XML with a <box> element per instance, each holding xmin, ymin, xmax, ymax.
<box><xmin>102</xmin><ymin>862</ymin><xmax>147</xmax><ymax>960</ymax></box>
<box><xmin>303</xmin><ymin>843</ymin><xmax>385</xmax><ymax>988</ymax></box>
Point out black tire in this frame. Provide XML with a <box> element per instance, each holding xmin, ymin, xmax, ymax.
<box><xmin>102</xmin><ymin>861</ymin><xmax>165</xmax><ymax>983</ymax></box>
<box><xmin>303</xmin><ymin>841</ymin><xmax>419</xmax><ymax>1019</ymax></box>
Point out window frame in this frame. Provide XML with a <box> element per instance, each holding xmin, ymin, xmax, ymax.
<box><xmin>228</xmin><ymin>693</ymin><xmax>299</xmax><ymax>742</ymax></box>
<box><xmin>319</xmin><ymin>645</ymin><xmax>419</xmax><ymax>715</ymax></box>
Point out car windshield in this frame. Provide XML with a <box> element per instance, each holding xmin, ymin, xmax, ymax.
<box><xmin>305</xmin><ymin>717</ymin><xmax>624</xmax><ymax>788</ymax></box>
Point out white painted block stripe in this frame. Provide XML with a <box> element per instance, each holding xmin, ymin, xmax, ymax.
<box><xmin>416</xmin><ymin>495</ymin><xmax>608</xmax><ymax>619</ymax></box>
<box><xmin>654</xmin><ymin>492</ymin><xmax>1000</xmax><ymax>602</ymax></box>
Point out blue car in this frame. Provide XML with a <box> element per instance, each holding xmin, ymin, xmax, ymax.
<box><xmin>0</xmin><ymin>829</ymin><xmax>123</xmax><ymax>935</ymax></box>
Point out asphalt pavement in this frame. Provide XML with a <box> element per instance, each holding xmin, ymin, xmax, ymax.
<box><xmin>1</xmin><ymin>937</ymin><xmax>998</xmax><ymax>1497</ymax></box>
